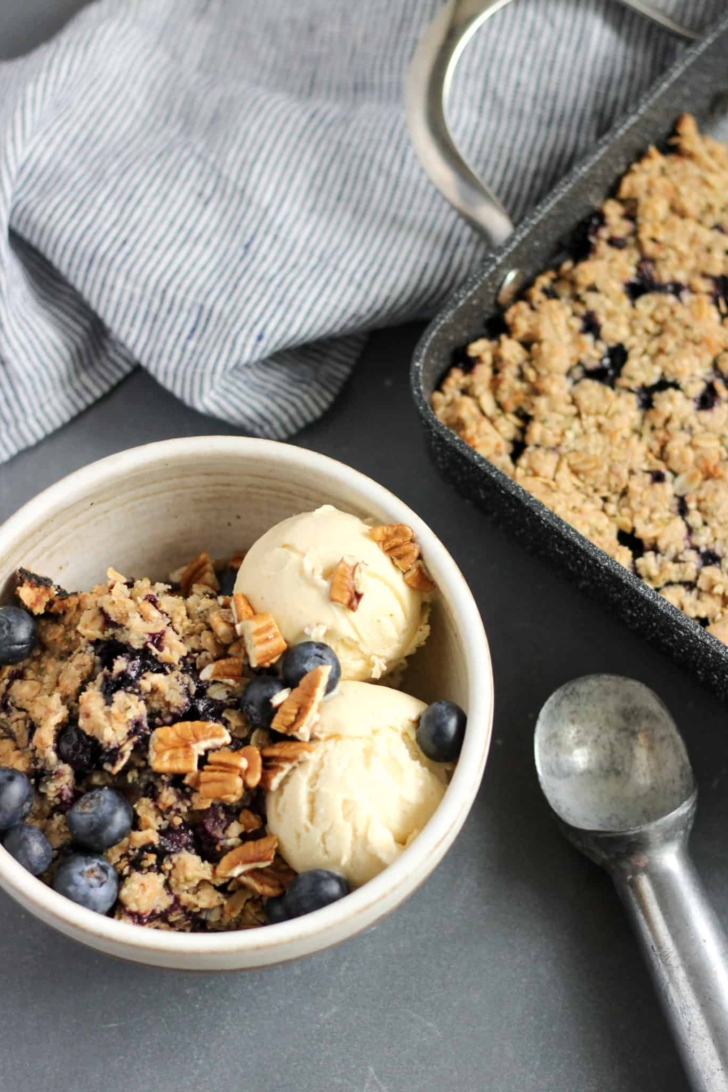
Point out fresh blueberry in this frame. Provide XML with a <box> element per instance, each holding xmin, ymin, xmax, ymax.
<box><xmin>417</xmin><ymin>700</ymin><xmax>467</xmax><ymax>762</ymax></box>
<box><xmin>283</xmin><ymin>870</ymin><xmax>349</xmax><ymax>918</ymax></box>
<box><xmin>240</xmin><ymin>675</ymin><xmax>287</xmax><ymax>728</ymax></box>
<box><xmin>67</xmin><ymin>787</ymin><xmax>133</xmax><ymax>852</ymax></box>
<box><xmin>265</xmin><ymin>894</ymin><xmax>291</xmax><ymax>924</ymax></box>
<box><xmin>281</xmin><ymin>642</ymin><xmax>341</xmax><ymax>694</ymax></box>
<box><xmin>0</xmin><ymin>606</ymin><xmax>38</xmax><ymax>665</ymax></box>
<box><xmin>0</xmin><ymin>768</ymin><xmax>34</xmax><ymax>830</ymax></box>
<box><xmin>52</xmin><ymin>853</ymin><xmax>118</xmax><ymax>914</ymax></box>
<box><xmin>3</xmin><ymin>822</ymin><xmax>53</xmax><ymax>875</ymax></box>
<box><xmin>218</xmin><ymin>568</ymin><xmax>237</xmax><ymax>597</ymax></box>
<box><xmin>57</xmin><ymin>724</ymin><xmax>101</xmax><ymax>773</ymax></box>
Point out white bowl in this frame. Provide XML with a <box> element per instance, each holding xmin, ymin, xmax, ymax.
<box><xmin>0</xmin><ymin>437</ymin><xmax>493</xmax><ymax>969</ymax></box>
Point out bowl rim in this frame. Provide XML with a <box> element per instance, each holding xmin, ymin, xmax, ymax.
<box><xmin>0</xmin><ymin>436</ymin><xmax>493</xmax><ymax>957</ymax></box>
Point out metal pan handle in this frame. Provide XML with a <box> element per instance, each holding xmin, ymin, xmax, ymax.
<box><xmin>405</xmin><ymin>0</ymin><xmax>700</xmax><ymax>247</ymax></box>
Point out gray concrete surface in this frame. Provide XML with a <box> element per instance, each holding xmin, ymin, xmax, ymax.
<box><xmin>1</xmin><ymin>5</ymin><xmax>724</xmax><ymax>1091</ymax></box>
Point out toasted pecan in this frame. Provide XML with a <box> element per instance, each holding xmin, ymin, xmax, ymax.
<box><xmin>231</xmin><ymin>593</ymin><xmax>255</xmax><ymax>627</ymax></box>
<box><xmin>239</xmin><ymin>613</ymin><xmax>287</xmax><ymax>667</ymax></box>
<box><xmin>403</xmin><ymin>560</ymin><xmax>436</xmax><ymax>592</ymax></box>
<box><xmin>270</xmin><ymin>665</ymin><xmax>329</xmax><ymax>741</ymax></box>
<box><xmin>149</xmin><ymin>720</ymin><xmax>231</xmax><ymax>774</ymax></box>
<box><xmin>180</xmin><ymin>551</ymin><xmax>219</xmax><ymax>596</ymax></box>
<box><xmin>329</xmin><ymin>556</ymin><xmax>365</xmax><ymax>611</ymax></box>
<box><xmin>239</xmin><ymin>744</ymin><xmax>262</xmax><ymax>788</ymax></box>
<box><xmin>215</xmin><ymin>835</ymin><xmax>278</xmax><ymax>880</ymax></box>
<box><xmin>199</xmin><ymin>657</ymin><xmax>244</xmax><ymax>681</ymax></box>
<box><xmin>209</xmin><ymin>609</ymin><xmax>236</xmax><ymax>645</ymax></box>
<box><xmin>260</xmin><ymin>739</ymin><xmax>316</xmax><ymax>791</ymax></box>
<box><xmin>369</xmin><ymin>523</ymin><xmax>420</xmax><ymax>572</ymax></box>
<box><xmin>238</xmin><ymin>855</ymin><xmax>297</xmax><ymax>897</ymax></box>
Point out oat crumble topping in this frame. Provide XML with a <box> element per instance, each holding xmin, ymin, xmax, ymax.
<box><xmin>0</xmin><ymin>562</ymin><xmax>294</xmax><ymax>932</ymax></box>
<box><xmin>433</xmin><ymin>115</ymin><xmax>728</xmax><ymax>641</ymax></box>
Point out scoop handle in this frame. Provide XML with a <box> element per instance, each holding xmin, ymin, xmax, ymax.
<box><xmin>612</xmin><ymin>846</ymin><xmax>728</xmax><ymax>1091</ymax></box>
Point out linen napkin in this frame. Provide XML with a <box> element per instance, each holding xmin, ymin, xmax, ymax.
<box><xmin>0</xmin><ymin>0</ymin><xmax>721</xmax><ymax>462</ymax></box>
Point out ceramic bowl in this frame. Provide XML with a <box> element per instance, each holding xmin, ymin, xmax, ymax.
<box><xmin>0</xmin><ymin>437</ymin><xmax>493</xmax><ymax>969</ymax></box>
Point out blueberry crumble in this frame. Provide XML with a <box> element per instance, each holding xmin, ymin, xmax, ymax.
<box><xmin>0</xmin><ymin>557</ymin><xmax>298</xmax><ymax>931</ymax></box>
<box><xmin>0</xmin><ymin>509</ymin><xmax>454</xmax><ymax>930</ymax></box>
<box><xmin>433</xmin><ymin>115</ymin><xmax>728</xmax><ymax>643</ymax></box>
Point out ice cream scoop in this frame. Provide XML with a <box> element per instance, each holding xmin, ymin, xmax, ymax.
<box><xmin>235</xmin><ymin>505</ymin><xmax>430</xmax><ymax>681</ymax></box>
<box><xmin>535</xmin><ymin>675</ymin><xmax>728</xmax><ymax>1092</ymax></box>
<box><xmin>266</xmin><ymin>681</ymin><xmax>447</xmax><ymax>886</ymax></box>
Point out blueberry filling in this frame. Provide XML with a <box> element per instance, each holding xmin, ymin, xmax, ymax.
<box><xmin>186</xmin><ymin>685</ymin><xmax>228</xmax><ymax>724</ymax></box>
<box><xmin>607</xmin><ymin>236</ymin><xmax>628</xmax><ymax>249</ymax></box>
<box><xmin>57</xmin><ymin>723</ymin><xmax>101</xmax><ymax>773</ymax></box>
<box><xmin>567</xmin><ymin>210</ymin><xmax>605</xmax><ymax>263</ymax></box>
<box><xmin>648</xmin><ymin>470</ymin><xmax>666</xmax><ymax>483</ymax></box>
<box><xmin>146</xmin><ymin>630</ymin><xmax>166</xmax><ymax>652</ymax></box>
<box><xmin>617</xmin><ymin>529</ymin><xmax>644</xmax><ymax>559</ymax></box>
<box><xmin>625</xmin><ymin>259</ymin><xmax>684</xmax><ymax>302</ymax></box>
<box><xmin>697</xmin><ymin>381</ymin><xmax>720</xmax><ymax>411</ymax></box>
<box><xmin>713</xmin><ymin>275</ymin><xmax>728</xmax><ymax>310</ymax></box>
<box><xmin>700</xmin><ymin>549</ymin><xmax>721</xmax><ymax>567</ymax></box>
<box><xmin>541</xmin><ymin>285</ymin><xmax>559</xmax><ymax>300</ymax></box>
<box><xmin>483</xmin><ymin>312</ymin><xmax>508</xmax><ymax>340</ymax></box>
<box><xmin>157</xmin><ymin>823</ymin><xmax>196</xmax><ymax>856</ymax></box>
<box><xmin>581</xmin><ymin>311</ymin><xmax>601</xmax><ymax>338</ymax></box>
<box><xmin>586</xmin><ymin>343</ymin><xmax>628</xmax><ymax>387</ymax></box>
<box><xmin>636</xmin><ymin>379</ymin><xmax>680</xmax><ymax>410</ymax></box>
<box><xmin>677</xmin><ymin>496</ymin><xmax>689</xmax><ymax>518</ymax></box>
<box><xmin>194</xmin><ymin>803</ymin><xmax>237</xmax><ymax>862</ymax></box>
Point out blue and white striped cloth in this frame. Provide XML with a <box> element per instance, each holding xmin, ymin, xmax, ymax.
<box><xmin>0</xmin><ymin>0</ymin><xmax>722</xmax><ymax>462</ymax></box>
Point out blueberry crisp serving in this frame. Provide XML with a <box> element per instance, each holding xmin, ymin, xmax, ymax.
<box><xmin>0</xmin><ymin>506</ymin><xmax>464</xmax><ymax>930</ymax></box>
<box><xmin>434</xmin><ymin>115</ymin><xmax>728</xmax><ymax>642</ymax></box>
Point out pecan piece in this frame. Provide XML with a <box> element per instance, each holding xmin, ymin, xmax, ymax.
<box><xmin>209</xmin><ymin>609</ymin><xmax>236</xmax><ymax>645</ymax></box>
<box><xmin>369</xmin><ymin>523</ymin><xmax>420</xmax><ymax>572</ymax></box>
<box><xmin>149</xmin><ymin>720</ymin><xmax>231</xmax><ymax>774</ymax></box>
<box><xmin>215</xmin><ymin>835</ymin><xmax>278</xmax><ymax>880</ymax></box>
<box><xmin>231</xmin><ymin>592</ymin><xmax>255</xmax><ymax>628</ymax></box>
<box><xmin>329</xmin><ymin>556</ymin><xmax>365</xmax><ymax>611</ymax></box>
<box><xmin>199</xmin><ymin>657</ymin><xmax>244</xmax><ymax>681</ymax></box>
<box><xmin>238</xmin><ymin>855</ymin><xmax>297</xmax><ymax>898</ymax></box>
<box><xmin>228</xmin><ymin>550</ymin><xmax>247</xmax><ymax>571</ymax></box>
<box><xmin>239</xmin><ymin>613</ymin><xmax>287</xmax><ymax>667</ymax></box>
<box><xmin>260</xmin><ymin>739</ymin><xmax>316</xmax><ymax>790</ymax></box>
<box><xmin>270</xmin><ymin>665</ymin><xmax>330</xmax><ymax>741</ymax></box>
<box><xmin>403</xmin><ymin>560</ymin><xmax>436</xmax><ymax>592</ymax></box>
<box><xmin>239</xmin><ymin>744</ymin><xmax>262</xmax><ymax>788</ymax></box>
<box><xmin>190</xmin><ymin>747</ymin><xmax>249</xmax><ymax>802</ymax></box>
<box><xmin>238</xmin><ymin>808</ymin><xmax>263</xmax><ymax>832</ymax></box>
<box><xmin>179</xmin><ymin>551</ymin><xmax>219</xmax><ymax>596</ymax></box>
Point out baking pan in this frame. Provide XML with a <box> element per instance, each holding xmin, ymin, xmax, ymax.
<box><xmin>409</xmin><ymin>5</ymin><xmax>728</xmax><ymax>699</ymax></box>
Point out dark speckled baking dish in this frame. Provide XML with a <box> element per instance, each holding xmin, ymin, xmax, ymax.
<box><xmin>412</xmin><ymin>14</ymin><xmax>728</xmax><ymax>700</ymax></box>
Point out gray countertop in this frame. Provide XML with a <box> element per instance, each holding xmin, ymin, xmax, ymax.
<box><xmin>1</xmin><ymin>7</ymin><xmax>725</xmax><ymax>1092</ymax></box>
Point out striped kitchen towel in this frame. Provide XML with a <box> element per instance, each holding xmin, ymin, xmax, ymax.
<box><xmin>0</xmin><ymin>0</ymin><xmax>722</xmax><ymax>462</ymax></box>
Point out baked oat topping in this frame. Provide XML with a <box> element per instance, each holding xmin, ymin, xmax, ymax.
<box><xmin>433</xmin><ymin>115</ymin><xmax>728</xmax><ymax>642</ymax></box>
<box><xmin>329</xmin><ymin>556</ymin><xmax>366</xmax><ymax>611</ymax></box>
<box><xmin>0</xmin><ymin>556</ymin><xmax>298</xmax><ymax>932</ymax></box>
<box><xmin>270</xmin><ymin>665</ymin><xmax>330</xmax><ymax>742</ymax></box>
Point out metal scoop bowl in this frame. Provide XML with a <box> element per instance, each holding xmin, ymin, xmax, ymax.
<box><xmin>535</xmin><ymin>675</ymin><xmax>728</xmax><ymax>1092</ymax></box>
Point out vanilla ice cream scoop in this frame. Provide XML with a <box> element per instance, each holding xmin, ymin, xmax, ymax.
<box><xmin>266</xmin><ymin>681</ymin><xmax>448</xmax><ymax>887</ymax></box>
<box><xmin>235</xmin><ymin>505</ymin><xmax>430</xmax><ymax>681</ymax></box>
